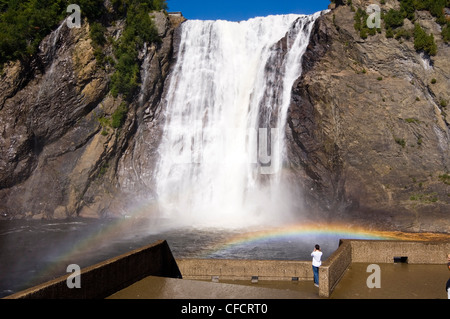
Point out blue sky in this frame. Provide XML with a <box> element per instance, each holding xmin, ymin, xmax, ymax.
<box><xmin>166</xmin><ymin>0</ymin><xmax>331</xmax><ymax>21</ymax></box>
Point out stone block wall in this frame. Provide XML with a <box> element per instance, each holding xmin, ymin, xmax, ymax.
<box><xmin>177</xmin><ymin>259</ymin><xmax>313</xmax><ymax>281</ymax></box>
<box><xmin>4</xmin><ymin>240</ymin><xmax>181</xmax><ymax>299</ymax></box>
<box><xmin>318</xmin><ymin>239</ymin><xmax>450</xmax><ymax>297</ymax></box>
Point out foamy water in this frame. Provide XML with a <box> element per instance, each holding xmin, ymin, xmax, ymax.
<box><xmin>154</xmin><ymin>13</ymin><xmax>324</xmax><ymax>228</ymax></box>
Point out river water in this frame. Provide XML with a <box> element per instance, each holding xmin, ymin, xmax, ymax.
<box><xmin>0</xmin><ymin>217</ymin><xmax>392</xmax><ymax>297</ymax></box>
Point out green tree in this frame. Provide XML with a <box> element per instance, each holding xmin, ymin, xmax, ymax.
<box><xmin>77</xmin><ymin>0</ymin><xmax>105</xmax><ymax>21</ymax></box>
<box><xmin>413</xmin><ymin>23</ymin><xmax>437</xmax><ymax>56</ymax></box>
<box><xmin>110</xmin><ymin>0</ymin><xmax>164</xmax><ymax>100</ymax></box>
<box><xmin>386</xmin><ymin>27</ymin><xmax>394</xmax><ymax>38</ymax></box>
<box><xmin>413</xmin><ymin>0</ymin><xmax>448</xmax><ymax>24</ymax></box>
<box><xmin>90</xmin><ymin>22</ymin><xmax>106</xmax><ymax>47</ymax></box>
<box><xmin>442</xmin><ymin>22</ymin><xmax>450</xmax><ymax>43</ymax></box>
<box><xmin>399</xmin><ymin>0</ymin><xmax>416</xmax><ymax>21</ymax></box>
<box><xmin>426</xmin><ymin>0</ymin><xmax>448</xmax><ymax>24</ymax></box>
<box><xmin>0</xmin><ymin>0</ymin><xmax>105</xmax><ymax>67</ymax></box>
<box><xmin>111</xmin><ymin>102</ymin><xmax>128</xmax><ymax>128</ymax></box>
<box><xmin>384</xmin><ymin>9</ymin><xmax>404</xmax><ymax>30</ymax></box>
<box><xmin>0</xmin><ymin>0</ymin><xmax>167</xmax><ymax>72</ymax></box>
<box><xmin>0</xmin><ymin>0</ymin><xmax>66</xmax><ymax>66</ymax></box>
<box><xmin>354</xmin><ymin>8</ymin><xmax>374</xmax><ymax>39</ymax></box>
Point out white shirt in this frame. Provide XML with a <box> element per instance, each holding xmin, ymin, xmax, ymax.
<box><xmin>311</xmin><ymin>250</ymin><xmax>323</xmax><ymax>267</ymax></box>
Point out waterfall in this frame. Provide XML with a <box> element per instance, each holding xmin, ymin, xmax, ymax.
<box><xmin>154</xmin><ymin>12</ymin><xmax>323</xmax><ymax>228</ymax></box>
<box><xmin>35</xmin><ymin>20</ymin><xmax>66</xmax><ymax>104</ymax></box>
<box><xmin>138</xmin><ymin>43</ymin><xmax>152</xmax><ymax>107</ymax></box>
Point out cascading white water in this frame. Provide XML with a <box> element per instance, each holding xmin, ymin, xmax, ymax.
<box><xmin>35</xmin><ymin>20</ymin><xmax>66</xmax><ymax>104</ymax></box>
<box><xmin>154</xmin><ymin>12</ymin><xmax>323</xmax><ymax>228</ymax></box>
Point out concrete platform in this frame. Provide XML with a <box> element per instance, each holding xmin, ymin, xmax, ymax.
<box><xmin>331</xmin><ymin>263</ymin><xmax>450</xmax><ymax>299</ymax></box>
<box><xmin>5</xmin><ymin>238</ymin><xmax>448</xmax><ymax>300</ymax></box>
<box><xmin>108</xmin><ymin>263</ymin><xmax>450</xmax><ymax>299</ymax></box>
<box><xmin>107</xmin><ymin>276</ymin><xmax>319</xmax><ymax>299</ymax></box>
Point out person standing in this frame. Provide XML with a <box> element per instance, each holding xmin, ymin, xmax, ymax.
<box><xmin>311</xmin><ymin>244</ymin><xmax>323</xmax><ymax>287</ymax></box>
<box><xmin>446</xmin><ymin>254</ymin><xmax>450</xmax><ymax>299</ymax></box>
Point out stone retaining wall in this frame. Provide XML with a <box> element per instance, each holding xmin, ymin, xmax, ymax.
<box><xmin>350</xmin><ymin>240</ymin><xmax>450</xmax><ymax>264</ymax></box>
<box><xmin>178</xmin><ymin>240</ymin><xmax>450</xmax><ymax>298</ymax></box>
<box><xmin>318</xmin><ymin>240</ymin><xmax>352</xmax><ymax>297</ymax></box>
<box><xmin>6</xmin><ymin>239</ymin><xmax>449</xmax><ymax>299</ymax></box>
<box><xmin>318</xmin><ymin>239</ymin><xmax>450</xmax><ymax>297</ymax></box>
<box><xmin>177</xmin><ymin>259</ymin><xmax>313</xmax><ymax>281</ymax></box>
<box><xmin>4</xmin><ymin>240</ymin><xmax>181</xmax><ymax>299</ymax></box>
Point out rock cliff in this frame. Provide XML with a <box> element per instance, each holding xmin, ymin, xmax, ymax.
<box><xmin>0</xmin><ymin>10</ymin><xmax>185</xmax><ymax>220</ymax></box>
<box><xmin>286</xmin><ymin>0</ymin><xmax>449</xmax><ymax>232</ymax></box>
<box><xmin>0</xmin><ymin>1</ymin><xmax>448</xmax><ymax>232</ymax></box>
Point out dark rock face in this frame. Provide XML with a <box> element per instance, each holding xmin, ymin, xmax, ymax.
<box><xmin>0</xmin><ymin>12</ymin><xmax>185</xmax><ymax>219</ymax></box>
<box><xmin>0</xmin><ymin>22</ymin><xmax>107</xmax><ymax>218</ymax></box>
<box><xmin>286</xmin><ymin>4</ymin><xmax>449</xmax><ymax>232</ymax></box>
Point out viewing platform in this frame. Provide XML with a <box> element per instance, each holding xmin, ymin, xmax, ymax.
<box><xmin>4</xmin><ymin>239</ymin><xmax>450</xmax><ymax>299</ymax></box>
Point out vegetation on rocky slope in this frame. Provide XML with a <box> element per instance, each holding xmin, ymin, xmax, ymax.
<box><xmin>341</xmin><ymin>0</ymin><xmax>450</xmax><ymax>55</ymax></box>
<box><xmin>0</xmin><ymin>0</ymin><xmax>177</xmax><ymax>220</ymax></box>
<box><xmin>110</xmin><ymin>0</ymin><xmax>166</xmax><ymax>101</ymax></box>
<box><xmin>0</xmin><ymin>0</ymin><xmax>105</xmax><ymax>68</ymax></box>
<box><xmin>0</xmin><ymin>0</ymin><xmax>168</xmax><ymax>102</ymax></box>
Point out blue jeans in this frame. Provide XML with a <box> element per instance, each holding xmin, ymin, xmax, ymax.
<box><xmin>312</xmin><ymin>266</ymin><xmax>319</xmax><ymax>285</ymax></box>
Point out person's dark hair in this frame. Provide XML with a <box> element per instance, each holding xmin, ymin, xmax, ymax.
<box><xmin>315</xmin><ymin>244</ymin><xmax>320</xmax><ymax>250</ymax></box>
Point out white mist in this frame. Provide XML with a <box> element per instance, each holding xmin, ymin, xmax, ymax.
<box><xmin>154</xmin><ymin>12</ymin><xmax>323</xmax><ymax>228</ymax></box>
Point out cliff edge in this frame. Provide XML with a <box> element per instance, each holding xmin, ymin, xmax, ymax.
<box><xmin>287</xmin><ymin>0</ymin><xmax>449</xmax><ymax>232</ymax></box>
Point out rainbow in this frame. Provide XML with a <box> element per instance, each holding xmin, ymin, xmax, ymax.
<box><xmin>195</xmin><ymin>222</ymin><xmax>433</xmax><ymax>258</ymax></box>
<box><xmin>17</xmin><ymin>213</ymin><xmax>156</xmax><ymax>292</ymax></box>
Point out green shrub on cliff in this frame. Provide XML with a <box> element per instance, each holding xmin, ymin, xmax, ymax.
<box><xmin>439</xmin><ymin>174</ymin><xmax>450</xmax><ymax>185</ymax></box>
<box><xmin>111</xmin><ymin>102</ymin><xmax>128</xmax><ymax>128</ymax></box>
<box><xmin>386</xmin><ymin>27</ymin><xmax>394</xmax><ymax>38</ymax></box>
<box><xmin>77</xmin><ymin>0</ymin><xmax>106</xmax><ymax>20</ymax></box>
<box><xmin>414</xmin><ymin>0</ymin><xmax>448</xmax><ymax>25</ymax></box>
<box><xmin>354</xmin><ymin>8</ymin><xmax>373</xmax><ymax>39</ymax></box>
<box><xmin>383</xmin><ymin>9</ymin><xmax>404</xmax><ymax>30</ymax></box>
<box><xmin>403</xmin><ymin>0</ymin><xmax>449</xmax><ymax>41</ymax></box>
<box><xmin>394</xmin><ymin>28</ymin><xmax>412</xmax><ymax>40</ymax></box>
<box><xmin>346</xmin><ymin>0</ymin><xmax>449</xmax><ymax>49</ymax></box>
<box><xmin>0</xmin><ymin>0</ymin><xmax>106</xmax><ymax>68</ymax></box>
<box><xmin>413</xmin><ymin>23</ymin><xmax>437</xmax><ymax>56</ymax></box>
<box><xmin>110</xmin><ymin>50</ymin><xmax>140</xmax><ymax>98</ymax></box>
<box><xmin>111</xmin><ymin>0</ymin><xmax>167</xmax><ymax>15</ymax></box>
<box><xmin>97</xmin><ymin>102</ymin><xmax>129</xmax><ymax>130</ymax></box>
<box><xmin>395</xmin><ymin>137</ymin><xmax>406</xmax><ymax>148</ymax></box>
<box><xmin>442</xmin><ymin>22</ymin><xmax>450</xmax><ymax>43</ymax></box>
<box><xmin>90</xmin><ymin>22</ymin><xmax>106</xmax><ymax>47</ymax></box>
<box><xmin>0</xmin><ymin>0</ymin><xmax>64</xmax><ymax>66</ymax></box>
<box><xmin>409</xmin><ymin>192</ymin><xmax>438</xmax><ymax>203</ymax></box>
<box><xmin>399</xmin><ymin>0</ymin><xmax>416</xmax><ymax>21</ymax></box>
<box><xmin>110</xmin><ymin>0</ymin><xmax>165</xmax><ymax>100</ymax></box>
<box><xmin>0</xmin><ymin>0</ymin><xmax>167</xmax><ymax>100</ymax></box>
